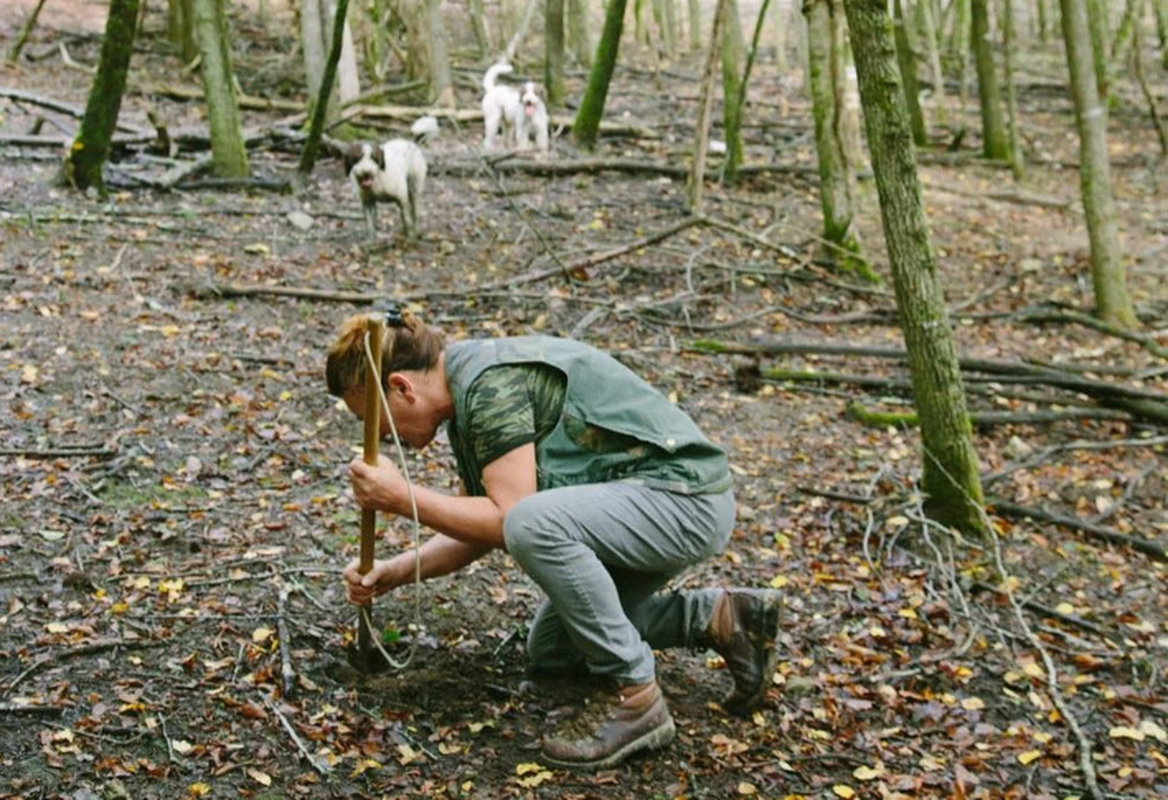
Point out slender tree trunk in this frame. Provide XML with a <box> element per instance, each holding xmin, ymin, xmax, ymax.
<box><xmin>770</xmin><ymin>0</ymin><xmax>786</xmax><ymax>69</ymax></box>
<box><xmin>1058</xmin><ymin>0</ymin><xmax>1138</xmax><ymax>328</ymax></box>
<box><xmin>170</xmin><ymin>0</ymin><xmax>199</xmax><ymax>63</ymax></box>
<box><xmin>505</xmin><ymin>0</ymin><xmax>543</xmax><ymax>60</ymax></box>
<box><xmin>1156</xmin><ymin>0</ymin><xmax>1168</xmax><ymax>50</ymax></box>
<box><xmin>7</xmin><ymin>0</ymin><xmax>49</xmax><ymax>64</ymax></box>
<box><xmin>688</xmin><ymin>0</ymin><xmax>731</xmax><ymax>212</ymax></box>
<box><xmin>193</xmin><ymin>0</ymin><xmax>249</xmax><ymax>178</ymax></box>
<box><xmin>1133</xmin><ymin>1</ymin><xmax>1168</xmax><ymax>156</ymax></box>
<box><xmin>1036</xmin><ymin>0</ymin><xmax>1048</xmax><ymax>40</ymax></box>
<box><xmin>688</xmin><ymin>0</ymin><xmax>702</xmax><ymax>50</ymax></box>
<box><xmin>299</xmin><ymin>0</ymin><xmax>352</xmax><ymax>176</ymax></box>
<box><xmin>569</xmin><ymin>0</ymin><xmax>594</xmax><ymax>66</ymax></box>
<box><xmin>61</xmin><ymin>0</ymin><xmax>140</xmax><ymax>195</ymax></box>
<box><xmin>1084</xmin><ymin>0</ymin><xmax>1110</xmax><ymax>100</ymax></box>
<box><xmin>971</xmin><ymin>0</ymin><xmax>1010</xmax><ymax>159</ymax></box>
<box><xmin>662</xmin><ymin>0</ymin><xmax>678</xmax><ymax>56</ymax></box>
<box><xmin>425</xmin><ymin>0</ymin><xmax>455</xmax><ymax>106</ymax></box>
<box><xmin>842</xmin><ymin>0</ymin><xmax>987</xmax><ymax>536</ymax></box>
<box><xmin>334</xmin><ymin>6</ymin><xmax>361</xmax><ymax>105</ymax></box>
<box><xmin>721</xmin><ymin>0</ymin><xmax>746</xmax><ymax>178</ymax></box>
<box><xmin>949</xmin><ymin>0</ymin><xmax>970</xmax><ymax>57</ymax></box>
<box><xmin>469</xmin><ymin>0</ymin><xmax>491</xmax><ymax>56</ymax></box>
<box><xmin>547</xmin><ymin>0</ymin><xmax>567</xmax><ymax>105</ymax></box>
<box><xmin>1110</xmin><ymin>0</ymin><xmax>1137</xmax><ymax>62</ymax></box>
<box><xmin>894</xmin><ymin>0</ymin><xmax>927</xmax><ymax>145</ymax></box>
<box><xmin>1001</xmin><ymin>0</ymin><xmax>1024</xmax><ymax>179</ymax></box>
<box><xmin>574</xmin><ymin>0</ymin><xmax>629</xmax><ymax>148</ymax></box>
<box><xmin>805</xmin><ymin>0</ymin><xmax>870</xmax><ymax>278</ymax></box>
<box><xmin>917</xmin><ymin>0</ymin><xmax>946</xmax><ymax>118</ymax></box>
<box><xmin>301</xmin><ymin>0</ymin><xmax>338</xmax><ymax>118</ymax></box>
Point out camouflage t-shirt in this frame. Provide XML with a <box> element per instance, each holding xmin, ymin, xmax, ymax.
<box><xmin>462</xmin><ymin>363</ymin><xmax>566</xmax><ymax>473</ymax></box>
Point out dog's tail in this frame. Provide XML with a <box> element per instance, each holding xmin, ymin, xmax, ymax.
<box><xmin>483</xmin><ymin>62</ymin><xmax>513</xmax><ymax>92</ymax></box>
<box><xmin>411</xmin><ymin>115</ymin><xmax>439</xmax><ymax>145</ymax></box>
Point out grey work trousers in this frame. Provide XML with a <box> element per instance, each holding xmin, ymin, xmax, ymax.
<box><xmin>502</xmin><ymin>481</ymin><xmax>736</xmax><ymax>685</ymax></box>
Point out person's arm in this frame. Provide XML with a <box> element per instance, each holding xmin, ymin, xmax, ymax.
<box><xmin>344</xmin><ymin>533</ymin><xmax>490</xmax><ymax>604</ymax></box>
<box><xmin>349</xmin><ymin>442</ymin><xmax>538</xmax><ymax>550</ymax></box>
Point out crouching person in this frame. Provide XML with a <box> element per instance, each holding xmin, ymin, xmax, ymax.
<box><xmin>326</xmin><ymin>309</ymin><xmax>781</xmax><ymax>770</ymax></box>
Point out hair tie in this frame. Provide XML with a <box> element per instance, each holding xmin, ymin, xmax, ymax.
<box><xmin>384</xmin><ymin>304</ymin><xmax>406</xmax><ymax>329</ymax></box>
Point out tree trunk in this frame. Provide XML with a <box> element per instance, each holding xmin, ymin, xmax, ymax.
<box><xmin>61</xmin><ymin>0</ymin><xmax>140</xmax><ymax>195</ymax></box>
<box><xmin>662</xmin><ymin>0</ymin><xmax>678</xmax><ymax>56</ymax></box>
<box><xmin>805</xmin><ymin>0</ymin><xmax>869</xmax><ymax>276</ymax></box>
<box><xmin>547</xmin><ymin>0</ymin><xmax>567</xmax><ymax>106</ymax></box>
<box><xmin>168</xmin><ymin>0</ymin><xmax>199</xmax><ymax>63</ymax></box>
<box><xmin>893</xmin><ymin>0</ymin><xmax>927</xmax><ymax>146</ymax></box>
<box><xmin>299</xmin><ymin>0</ymin><xmax>352</xmax><ymax>176</ymax></box>
<box><xmin>1110</xmin><ymin>0</ymin><xmax>1137</xmax><ymax>62</ymax></box>
<box><xmin>469</xmin><ymin>0</ymin><xmax>492</xmax><ymax>57</ymax></box>
<box><xmin>569</xmin><ymin>0</ymin><xmax>594</xmax><ymax>65</ymax></box>
<box><xmin>1036</xmin><ymin>0</ymin><xmax>1048</xmax><ymax>40</ymax></box>
<box><xmin>8</xmin><ymin>0</ymin><xmax>49</xmax><ymax>64</ymax></box>
<box><xmin>721</xmin><ymin>0</ymin><xmax>746</xmax><ymax>178</ymax></box>
<box><xmin>970</xmin><ymin>0</ymin><xmax>1010</xmax><ymax>159</ymax></box>
<box><xmin>505</xmin><ymin>0</ymin><xmax>543</xmax><ymax>61</ymax></box>
<box><xmin>1058</xmin><ymin>0</ymin><xmax>1138</xmax><ymax>328</ymax></box>
<box><xmin>688</xmin><ymin>0</ymin><xmax>731</xmax><ymax>213</ymax></box>
<box><xmin>1083</xmin><ymin>0</ymin><xmax>1110</xmax><ymax>100</ymax></box>
<box><xmin>917</xmin><ymin>0</ymin><xmax>946</xmax><ymax>117</ymax></box>
<box><xmin>1133</xmin><ymin>0</ymin><xmax>1168</xmax><ymax>157</ymax></box>
<box><xmin>769</xmin><ymin>0</ymin><xmax>786</xmax><ymax>69</ymax></box>
<box><xmin>1156</xmin><ymin>0</ymin><xmax>1168</xmax><ymax>53</ymax></box>
<box><xmin>334</xmin><ymin>5</ymin><xmax>361</xmax><ymax>105</ymax></box>
<box><xmin>193</xmin><ymin>0</ymin><xmax>249</xmax><ymax>178</ymax></box>
<box><xmin>688</xmin><ymin>0</ymin><xmax>702</xmax><ymax>50</ymax></box>
<box><xmin>573</xmin><ymin>0</ymin><xmax>629</xmax><ymax>148</ymax></box>
<box><xmin>841</xmin><ymin>0</ymin><xmax>987</xmax><ymax>535</ymax></box>
<box><xmin>301</xmin><ymin>0</ymin><xmax>338</xmax><ymax>119</ymax></box>
<box><xmin>424</xmin><ymin>0</ymin><xmax>455</xmax><ymax>106</ymax></box>
<box><xmin>1001</xmin><ymin>0</ymin><xmax>1024</xmax><ymax>179</ymax></box>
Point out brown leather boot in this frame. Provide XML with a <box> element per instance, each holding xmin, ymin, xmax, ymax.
<box><xmin>706</xmin><ymin>589</ymin><xmax>783</xmax><ymax>716</ymax></box>
<box><xmin>542</xmin><ymin>681</ymin><xmax>676</xmax><ymax>770</ymax></box>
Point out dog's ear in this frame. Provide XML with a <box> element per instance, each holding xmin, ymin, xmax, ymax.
<box><xmin>343</xmin><ymin>144</ymin><xmax>363</xmax><ymax>174</ymax></box>
<box><xmin>372</xmin><ymin>147</ymin><xmax>386</xmax><ymax>169</ymax></box>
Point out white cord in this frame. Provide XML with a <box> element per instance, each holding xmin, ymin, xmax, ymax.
<box><xmin>357</xmin><ymin>329</ymin><xmax>423</xmax><ymax>670</ymax></box>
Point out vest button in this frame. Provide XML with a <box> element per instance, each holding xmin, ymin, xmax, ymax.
<box><xmin>665</xmin><ymin>438</ymin><xmax>676</xmax><ymax>449</ymax></box>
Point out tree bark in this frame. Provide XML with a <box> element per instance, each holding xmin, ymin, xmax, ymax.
<box><xmin>299</xmin><ymin>0</ymin><xmax>352</xmax><ymax>176</ymax></box>
<box><xmin>334</xmin><ymin>4</ymin><xmax>361</xmax><ymax>105</ymax></box>
<box><xmin>573</xmin><ymin>0</ymin><xmax>629</xmax><ymax>148</ymax></box>
<box><xmin>688</xmin><ymin>0</ymin><xmax>730</xmax><ymax>213</ymax></box>
<box><xmin>61</xmin><ymin>0</ymin><xmax>140</xmax><ymax>195</ymax></box>
<box><xmin>547</xmin><ymin>0</ymin><xmax>567</xmax><ymax>106</ymax></box>
<box><xmin>301</xmin><ymin>0</ymin><xmax>338</xmax><ymax>119</ymax></box>
<box><xmin>1132</xmin><ymin>1</ymin><xmax>1168</xmax><ymax>157</ymax></box>
<box><xmin>1036</xmin><ymin>0</ymin><xmax>1048</xmax><ymax>41</ymax></box>
<box><xmin>721</xmin><ymin>0</ymin><xmax>746</xmax><ymax>179</ymax></box>
<box><xmin>1058</xmin><ymin>0</ymin><xmax>1138</xmax><ymax>328</ymax></box>
<box><xmin>688</xmin><ymin>0</ymin><xmax>701</xmax><ymax>50</ymax></box>
<box><xmin>841</xmin><ymin>0</ymin><xmax>987</xmax><ymax>535</ymax></box>
<box><xmin>805</xmin><ymin>0</ymin><xmax>869</xmax><ymax>277</ymax></box>
<box><xmin>916</xmin><ymin>0</ymin><xmax>946</xmax><ymax>116</ymax></box>
<box><xmin>469</xmin><ymin>0</ymin><xmax>492</xmax><ymax>57</ymax></box>
<box><xmin>1083</xmin><ymin>0</ymin><xmax>1110</xmax><ymax>100</ymax></box>
<box><xmin>893</xmin><ymin>0</ymin><xmax>927</xmax><ymax>146</ymax></box>
<box><xmin>569</xmin><ymin>0</ymin><xmax>594</xmax><ymax>65</ymax></box>
<box><xmin>1110</xmin><ymin>0</ymin><xmax>1137</xmax><ymax>62</ymax></box>
<box><xmin>425</xmin><ymin>0</ymin><xmax>455</xmax><ymax>106</ymax></box>
<box><xmin>168</xmin><ymin>0</ymin><xmax>199</xmax><ymax>63</ymax></box>
<box><xmin>7</xmin><ymin>0</ymin><xmax>49</xmax><ymax>64</ymax></box>
<box><xmin>1002</xmin><ymin>0</ymin><xmax>1024</xmax><ymax>179</ymax></box>
<box><xmin>971</xmin><ymin>0</ymin><xmax>1010</xmax><ymax>159</ymax></box>
<box><xmin>192</xmin><ymin>0</ymin><xmax>249</xmax><ymax>178</ymax></box>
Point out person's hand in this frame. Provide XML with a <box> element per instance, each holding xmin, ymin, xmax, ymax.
<box><xmin>349</xmin><ymin>454</ymin><xmax>405</xmax><ymax>513</ymax></box>
<box><xmin>342</xmin><ymin>557</ymin><xmax>400</xmax><ymax>605</ymax></box>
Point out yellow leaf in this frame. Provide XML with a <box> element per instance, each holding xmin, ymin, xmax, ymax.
<box><xmin>853</xmin><ymin>765</ymin><xmax>883</xmax><ymax>780</ymax></box>
<box><xmin>252</xmin><ymin>627</ymin><xmax>273</xmax><ymax>643</ymax></box>
<box><xmin>770</xmin><ymin>575</ymin><xmax>790</xmax><ymax>589</ymax></box>
<box><xmin>461</xmin><ymin>781</ymin><xmax>474</xmax><ymax>792</ymax></box>
<box><xmin>516</xmin><ymin>770</ymin><xmax>553</xmax><ymax>788</ymax></box>
<box><xmin>397</xmin><ymin>743</ymin><xmax>423</xmax><ymax>764</ymax></box>
<box><xmin>438</xmin><ymin>742</ymin><xmax>462</xmax><ymax>755</ymax></box>
<box><xmin>1033</xmin><ymin>732</ymin><xmax>1054</xmax><ymax>744</ymax></box>
<box><xmin>172</xmin><ymin>740</ymin><xmax>193</xmax><ymax>755</ymax></box>
<box><xmin>161</xmin><ymin>325</ymin><xmax>180</xmax><ymax>338</ymax></box>
<box><xmin>1108</xmin><ymin>726</ymin><xmax>1145</xmax><ymax>741</ymax></box>
<box><xmin>961</xmin><ymin>697</ymin><xmax>985</xmax><ymax>711</ymax></box>
<box><xmin>833</xmin><ymin>785</ymin><xmax>855</xmax><ymax>799</ymax></box>
<box><xmin>516</xmin><ymin>763</ymin><xmax>545</xmax><ymax>776</ymax></box>
<box><xmin>20</xmin><ymin>365</ymin><xmax>38</xmax><ymax>384</ymax></box>
<box><xmin>246</xmin><ymin>768</ymin><xmax>272</xmax><ymax>786</ymax></box>
<box><xmin>350</xmin><ymin>758</ymin><xmax>381</xmax><ymax>777</ymax></box>
<box><xmin>1022</xmin><ymin>662</ymin><xmax>1045</xmax><ymax>679</ymax></box>
<box><xmin>898</xmin><ymin>607</ymin><xmax>918</xmax><ymax>620</ymax></box>
<box><xmin>1018</xmin><ymin>750</ymin><xmax>1043</xmax><ymax>765</ymax></box>
<box><xmin>46</xmin><ymin>622</ymin><xmax>70</xmax><ymax>634</ymax></box>
<box><xmin>1139</xmin><ymin>720</ymin><xmax>1167</xmax><ymax>743</ymax></box>
<box><xmin>738</xmin><ymin>781</ymin><xmax>757</xmax><ymax>795</ymax></box>
<box><xmin>886</xmin><ymin>515</ymin><xmax>909</xmax><ymax>528</ymax></box>
<box><xmin>1055</xmin><ymin>602</ymin><xmax>1075</xmax><ymax>615</ymax></box>
<box><xmin>187</xmin><ymin>783</ymin><xmax>211</xmax><ymax>796</ymax></box>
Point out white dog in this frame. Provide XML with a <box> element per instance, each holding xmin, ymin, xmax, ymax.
<box><xmin>516</xmin><ymin>81</ymin><xmax>549</xmax><ymax>153</ymax></box>
<box><xmin>481</xmin><ymin>62</ymin><xmax>521</xmax><ymax>150</ymax></box>
<box><xmin>344</xmin><ymin>139</ymin><xmax>427</xmax><ymax>239</ymax></box>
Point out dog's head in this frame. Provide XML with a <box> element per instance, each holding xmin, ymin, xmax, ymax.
<box><xmin>345</xmin><ymin>143</ymin><xmax>385</xmax><ymax>190</ymax></box>
<box><xmin>520</xmin><ymin>82</ymin><xmax>543</xmax><ymax>117</ymax></box>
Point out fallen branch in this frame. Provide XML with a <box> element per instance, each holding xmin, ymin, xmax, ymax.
<box><xmin>0</xmin><ymin>447</ymin><xmax>116</xmax><ymax>459</ymax></box>
<box><xmin>0</xmin><ymin>704</ymin><xmax>63</xmax><ymax>716</ymax></box>
<box><xmin>276</xmin><ymin>585</ymin><xmax>295</xmax><ymax>699</ymax></box>
<box><xmin>437</xmin><ymin>156</ymin><xmax>815</xmax><ymax>180</ymax></box>
<box><xmin>1021</xmin><ymin>307</ymin><xmax>1168</xmax><ymax>359</ymax></box>
<box><xmin>2</xmin><ymin>638</ymin><xmax>168</xmax><ymax>698</ymax></box>
<box><xmin>983</xmin><ymin>434</ymin><xmax>1168</xmax><ymax>486</ymax></box>
<box><xmin>0</xmin><ymin>87</ymin><xmax>143</xmax><ymax>135</ymax></box>
<box><xmin>260</xmin><ymin>694</ymin><xmax>329</xmax><ymax>774</ymax></box>
<box><xmin>846</xmin><ymin>401</ymin><xmax>1131</xmax><ymax>428</ymax></box>
<box><xmin>988</xmin><ymin>498</ymin><xmax>1168</xmax><ymax>561</ymax></box>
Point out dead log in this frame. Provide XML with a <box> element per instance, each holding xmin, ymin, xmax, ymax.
<box><xmin>1020</xmin><ymin>307</ymin><xmax>1168</xmax><ymax>360</ymax></box>
<box><xmin>988</xmin><ymin>499</ymin><xmax>1168</xmax><ymax>562</ymax></box>
<box><xmin>437</xmin><ymin>156</ymin><xmax>818</xmax><ymax>180</ymax></box>
<box><xmin>0</xmin><ymin>87</ymin><xmax>144</xmax><ymax>134</ymax></box>
<box><xmin>845</xmin><ymin>401</ymin><xmax>1132</xmax><ymax>428</ymax></box>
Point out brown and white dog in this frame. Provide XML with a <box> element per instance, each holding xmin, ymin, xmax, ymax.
<box><xmin>517</xmin><ymin>81</ymin><xmax>549</xmax><ymax>153</ymax></box>
<box><xmin>343</xmin><ymin>139</ymin><xmax>427</xmax><ymax>239</ymax></box>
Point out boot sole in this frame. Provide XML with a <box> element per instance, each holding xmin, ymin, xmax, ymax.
<box><xmin>543</xmin><ymin>716</ymin><xmax>677</xmax><ymax>771</ymax></box>
<box><xmin>726</xmin><ymin>592</ymin><xmax>783</xmax><ymax>717</ymax></box>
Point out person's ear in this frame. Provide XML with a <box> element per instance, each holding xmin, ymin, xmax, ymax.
<box><xmin>387</xmin><ymin>373</ymin><xmax>414</xmax><ymax>402</ymax></box>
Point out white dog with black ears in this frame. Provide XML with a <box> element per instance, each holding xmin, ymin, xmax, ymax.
<box><xmin>344</xmin><ymin>139</ymin><xmax>427</xmax><ymax>240</ymax></box>
<box><xmin>481</xmin><ymin>62</ymin><xmax>521</xmax><ymax>150</ymax></box>
<box><xmin>516</xmin><ymin>81</ymin><xmax>549</xmax><ymax>153</ymax></box>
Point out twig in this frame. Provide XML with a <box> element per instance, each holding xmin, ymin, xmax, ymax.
<box><xmin>0</xmin><ymin>703</ymin><xmax>63</xmax><ymax>716</ymax></box>
<box><xmin>158</xmin><ymin>712</ymin><xmax>177</xmax><ymax>763</ymax></box>
<box><xmin>0</xmin><ymin>447</ymin><xmax>115</xmax><ymax>459</ymax></box>
<box><xmin>989</xmin><ymin>498</ymin><xmax>1168</xmax><ymax>561</ymax></box>
<box><xmin>2</xmin><ymin>638</ymin><xmax>168</xmax><ymax>698</ymax></box>
<box><xmin>260</xmin><ymin>694</ymin><xmax>329</xmax><ymax>774</ymax></box>
<box><xmin>983</xmin><ymin>435</ymin><xmax>1168</xmax><ymax>486</ymax></box>
<box><xmin>276</xmin><ymin>585</ymin><xmax>295</xmax><ymax>699</ymax></box>
<box><xmin>1087</xmin><ymin>463</ymin><xmax>1156</xmax><ymax>526</ymax></box>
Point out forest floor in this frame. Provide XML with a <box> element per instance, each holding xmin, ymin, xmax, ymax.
<box><xmin>1</xmin><ymin>3</ymin><xmax>1167</xmax><ymax>799</ymax></box>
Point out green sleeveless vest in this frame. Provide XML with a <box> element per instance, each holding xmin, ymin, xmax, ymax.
<box><xmin>444</xmin><ymin>337</ymin><xmax>731</xmax><ymax>496</ymax></box>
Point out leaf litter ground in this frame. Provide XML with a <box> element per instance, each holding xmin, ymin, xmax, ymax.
<box><xmin>1</xmin><ymin>6</ymin><xmax>1166</xmax><ymax>799</ymax></box>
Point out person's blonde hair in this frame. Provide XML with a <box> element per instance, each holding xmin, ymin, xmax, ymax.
<box><xmin>325</xmin><ymin>310</ymin><xmax>444</xmax><ymax>398</ymax></box>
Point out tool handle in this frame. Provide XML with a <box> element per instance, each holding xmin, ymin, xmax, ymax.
<box><xmin>359</xmin><ymin>317</ymin><xmax>384</xmax><ymax>577</ymax></box>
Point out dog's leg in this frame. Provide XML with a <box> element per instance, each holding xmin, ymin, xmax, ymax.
<box><xmin>406</xmin><ymin>175</ymin><xmax>420</xmax><ymax>237</ymax></box>
<box><xmin>363</xmin><ymin>201</ymin><xmax>377</xmax><ymax>239</ymax></box>
<box><xmin>537</xmin><ymin>119</ymin><xmax>549</xmax><ymax>153</ymax></box>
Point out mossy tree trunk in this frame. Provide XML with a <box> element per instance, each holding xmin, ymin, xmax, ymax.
<box><xmin>688</xmin><ymin>0</ymin><xmax>701</xmax><ymax>50</ymax></box>
<box><xmin>193</xmin><ymin>0</ymin><xmax>249</xmax><ymax>178</ymax></box>
<box><xmin>568</xmin><ymin>0</ymin><xmax>593</xmax><ymax>66</ymax></box>
<box><xmin>573</xmin><ymin>0</ymin><xmax>629</xmax><ymax>148</ymax></box>
<box><xmin>1058</xmin><ymin>0</ymin><xmax>1139</xmax><ymax>328</ymax></box>
<box><xmin>841</xmin><ymin>0</ymin><xmax>987</xmax><ymax>536</ymax></box>
<box><xmin>804</xmin><ymin>0</ymin><xmax>869</xmax><ymax>277</ymax></box>
<box><xmin>62</xmin><ymin>0</ymin><xmax>140</xmax><ymax>195</ymax></box>
<box><xmin>168</xmin><ymin>0</ymin><xmax>199</xmax><ymax>63</ymax></box>
<box><xmin>971</xmin><ymin>0</ymin><xmax>1010</xmax><ymax>159</ymax></box>
<box><xmin>893</xmin><ymin>0</ymin><xmax>927</xmax><ymax>146</ymax></box>
<box><xmin>1001</xmin><ymin>0</ymin><xmax>1024</xmax><ymax>179</ymax></box>
<box><xmin>916</xmin><ymin>0</ymin><xmax>945</xmax><ymax>118</ymax></box>
<box><xmin>547</xmin><ymin>0</ymin><xmax>567</xmax><ymax>106</ymax></box>
<box><xmin>425</xmin><ymin>0</ymin><xmax>455</xmax><ymax>106</ymax></box>
<box><xmin>1110</xmin><ymin>0</ymin><xmax>1137</xmax><ymax>63</ymax></box>
<box><xmin>299</xmin><ymin>0</ymin><xmax>351</xmax><ymax>176</ymax></box>
<box><xmin>687</xmin><ymin>0</ymin><xmax>730</xmax><ymax>212</ymax></box>
<box><xmin>1036</xmin><ymin>0</ymin><xmax>1048</xmax><ymax>40</ymax></box>
<box><xmin>468</xmin><ymin>0</ymin><xmax>492</xmax><ymax>57</ymax></box>
<box><xmin>721</xmin><ymin>0</ymin><xmax>746</xmax><ymax>179</ymax></box>
<box><xmin>1084</xmin><ymin>0</ymin><xmax>1110</xmax><ymax>100</ymax></box>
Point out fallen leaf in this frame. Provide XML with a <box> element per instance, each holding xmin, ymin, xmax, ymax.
<box><xmin>246</xmin><ymin>768</ymin><xmax>271</xmax><ymax>786</ymax></box>
<box><xmin>853</xmin><ymin>765</ymin><xmax>883</xmax><ymax>780</ymax></box>
<box><xmin>252</xmin><ymin>627</ymin><xmax>273</xmax><ymax>643</ymax></box>
<box><xmin>832</xmin><ymin>785</ymin><xmax>855</xmax><ymax>799</ymax></box>
<box><xmin>1017</xmin><ymin>750</ymin><xmax>1043</xmax><ymax>765</ymax></box>
<box><xmin>172</xmin><ymin>740</ymin><xmax>193</xmax><ymax>755</ymax></box>
<box><xmin>187</xmin><ymin>783</ymin><xmax>211</xmax><ymax>796</ymax></box>
<box><xmin>1108</xmin><ymin>726</ymin><xmax>1145</xmax><ymax>741</ymax></box>
<box><xmin>961</xmin><ymin>697</ymin><xmax>985</xmax><ymax>711</ymax></box>
<box><xmin>738</xmin><ymin>781</ymin><xmax>757</xmax><ymax>795</ymax></box>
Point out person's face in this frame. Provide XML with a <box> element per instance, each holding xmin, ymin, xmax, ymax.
<box><xmin>343</xmin><ymin>374</ymin><xmax>438</xmax><ymax>449</ymax></box>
